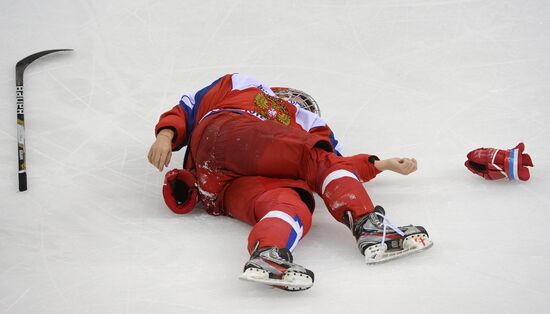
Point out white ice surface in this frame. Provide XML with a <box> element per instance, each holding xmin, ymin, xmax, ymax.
<box><xmin>1</xmin><ymin>1</ymin><xmax>550</xmax><ymax>313</ymax></box>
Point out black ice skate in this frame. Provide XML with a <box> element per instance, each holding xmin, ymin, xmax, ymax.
<box><xmin>351</xmin><ymin>206</ymin><xmax>433</xmax><ymax>264</ymax></box>
<box><xmin>239</xmin><ymin>247</ymin><xmax>314</xmax><ymax>291</ymax></box>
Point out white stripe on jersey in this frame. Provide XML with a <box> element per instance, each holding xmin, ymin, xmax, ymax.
<box><xmin>294</xmin><ymin>105</ymin><xmax>326</xmax><ymax>132</ymax></box>
<box><xmin>231</xmin><ymin>73</ymin><xmax>276</xmax><ymax>96</ymax></box>
<box><xmin>180</xmin><ymin>92</ymin><xmax>198</xmax><ymax>110</ymax></box>
<box><xmin>289</xmin><ymin>97</ymin><xmax>343</xmax><ymax>155</ymax></box>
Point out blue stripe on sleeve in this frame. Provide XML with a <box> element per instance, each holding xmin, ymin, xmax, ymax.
<box><xmin>329</xmin><ymin>131</ymin><xmax>342</xmax><ymax>156</ymax></box>
<box><xmin>179</xmin><ymin>95</ymin><xmax>194</xmax><ymax>117</ymax></box>
<box><xmin>178</xmin><ymin>77</ymin><xmax>222</xmax><ymax>145</ymax></box>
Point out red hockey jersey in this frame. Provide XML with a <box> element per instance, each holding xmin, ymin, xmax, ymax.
<box><xmin>155</xmin><ymin>73</ymin><xmax>342</xmax><ymax>155</ymax></box>
<box><xmin>155</xmin><ymin>74</ymin><xmax>381</xmax><ymax>215</ymax></box>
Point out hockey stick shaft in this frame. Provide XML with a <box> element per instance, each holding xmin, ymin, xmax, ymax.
<box><xmin>16</xmin><ymin>49</ymin><xmax>73</xmax><ymax>191</ymax></box>
<box><xmin>16</xmin><ymin>83</ymin><xmax>26</xmax><ymax>191</ymax></box>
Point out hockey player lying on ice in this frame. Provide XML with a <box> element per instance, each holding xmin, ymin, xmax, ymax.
<box><xmin>147</xmin><ymin>73</ymin><xmax>433</xmax><ymax>291</ymax></box>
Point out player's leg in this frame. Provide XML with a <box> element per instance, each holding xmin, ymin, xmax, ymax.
<box><xmin>224</xmin><ymin>177</ymin><xmax>314</xmax><ymax>291</ymax></box>
<box><xmin>245</xmin><ymin>187</ymin><xmax>311</xmax><ymax>254</ymax></box>
<box><xmin>311</xmin><ymin>149</ymin><xmax>433</xmax><ymax>264</ymax></box>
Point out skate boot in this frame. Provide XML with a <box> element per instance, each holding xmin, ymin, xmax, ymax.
<box><xmin>239</xmin><ymin>247</ymin><xmax>314</xmax><ymax>291</ymax></box>
<box><xmin>351</xmin><ymin>206</ymin><xmax>433</xmax><ymax>264</ymax></box>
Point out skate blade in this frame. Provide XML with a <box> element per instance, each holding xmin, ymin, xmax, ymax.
<box><xmin>239</xmin><ymin>268</ymin><xmax>313</xmax><ymax>291</ymax></box>
<box><xmin>365</xmin><ymin>233</ymin><xmax>433</xmax><ymax>265</ymax></box>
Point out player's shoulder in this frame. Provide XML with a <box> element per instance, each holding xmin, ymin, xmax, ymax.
<box><xmin>230</xmin><ymin>73</ymin><xmax>262</xmax><ymax>88</ymax></box>
<box><xmin>229</xmin><ymin>73</ymin><xmax>275</xmax><ymax>95</ymax></box>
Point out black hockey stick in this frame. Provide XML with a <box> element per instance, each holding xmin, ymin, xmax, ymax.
<box><xmin>16</xmin><ymin>49</ymin><xmax>73</xmax><ymax>191</ymax></box>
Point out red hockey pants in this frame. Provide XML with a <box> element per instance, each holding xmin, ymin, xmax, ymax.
<box><xmin>190</xmin><ymin>113</ymin><xmax>376</xmax><ymax>253</ymax></box>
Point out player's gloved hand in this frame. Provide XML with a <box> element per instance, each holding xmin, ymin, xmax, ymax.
<box><xmin>163</xmin><ymin>168</ymin><xmax>198</xmax><ymax>214</ymax></box>
<box><xmin>465</xmin><ymin>142</ymin><xmax>533</xmax><ymax>181</ymax></box>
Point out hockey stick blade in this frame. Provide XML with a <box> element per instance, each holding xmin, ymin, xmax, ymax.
<box><xmin>16</xmin><ymin>49</ymin><xmax>73</xmax><ymax>84</ymax></box>
<box><xmin>16</xmin><ymin>49</ymin><xmax>73</xmax><ymax>192</ymax></box>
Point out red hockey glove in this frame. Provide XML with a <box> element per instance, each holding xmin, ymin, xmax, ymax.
<box><xmin>162</xmin><ymin>168</ymin><xmax>198</xmax><ymax>214</ymax></box>
<box><xmin>465</xmin><ymin>142</ymin><xmax>533</xmax><ymax>181</ymax></box>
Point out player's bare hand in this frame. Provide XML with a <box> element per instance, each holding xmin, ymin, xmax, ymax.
<box><xmin>148</xmin><ymin>130</ymin><xmax>174</xmax><ymax>171</ymax></box>
<box><xmin>375</xmin><ymin>157</ymin><xmax>417</xmax><ymax>175</ymax></box>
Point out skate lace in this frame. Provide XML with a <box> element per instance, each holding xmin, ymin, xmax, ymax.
<box><xmin>374</xmin><ymin>212</ymin><xmax>405</xmax><ymax>250</ymax></box>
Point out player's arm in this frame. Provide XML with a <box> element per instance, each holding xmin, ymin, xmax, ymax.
<box><xmin>336</xmin><ymin>155</ymin><xmax>417</xmax><ymax>183</ymax></box>
<box><xmin>148</xmin><ymin>74</ymin><xmax>234</xmax><ymax>171</ymax></box>
<box><xmin>148</xmin><ymin>105</ymin><xmax>188</xmax><ymax>171</ymax></box>
<box><xmin>304</xmin><ymin>119</ymin><xmax>379</xmax><ymax>182</ymax></box>
<box><xmin>309</xmin><ymin>124</ymin><xmax>417</xmax><ymax>180</ymax></box>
